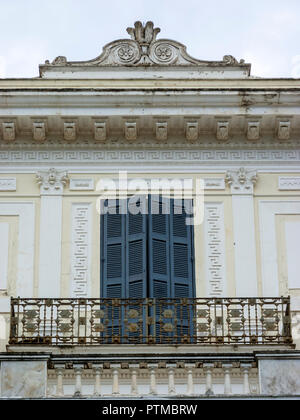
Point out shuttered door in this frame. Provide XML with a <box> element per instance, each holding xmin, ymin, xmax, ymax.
<box><xmin>101</xmin><ymin>200</ymin><xmax>126</xmax><ymax>342</ymax></box>
<box><xmin>101</xmin><ymin>195</ymin><xmax>195</xmax><ymax>344</ymax></box>
<box><xmin>170</xmin><ymin>199</ymin><xmax>195</xmax><ymax>343</ymax></box>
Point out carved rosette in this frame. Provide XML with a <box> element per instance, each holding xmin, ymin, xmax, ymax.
<box><xmin>116</xmin><ymin>42</ymin><xmax>141</xmax><ymax>64</ymax></box>
<box><xmin>150</xmin><ymin>42</ymin><xmax>177</xmax><ymax>65</ymax></box>
<box><xmin>225</xmin><ymin>167</ymin><xmax>258</xmax><ymax>194</ymax></box>
<box><xmin>36</xmin><ymin>168</ymin><xmax>69</xmax><ymax>195</ymax></box>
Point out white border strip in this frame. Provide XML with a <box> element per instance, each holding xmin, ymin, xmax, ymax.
<box><xmin>259</xmin><ymin>200</ymin><xmax>300</xmax><ymax>296</ymax></box>
<box><xmin>0</xmin><ymin>202</ymin><xmax>35</xmax><ymax>297</ymax></box>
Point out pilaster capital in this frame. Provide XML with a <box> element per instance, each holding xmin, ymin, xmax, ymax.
<box><xmin>225</xmin><ymin>167</ymin><xmax>258</xmax><ymax>195</ymax></box>
<box><xmin>73</xmin><ymin>364</ymin><xmax>84</xmax><ymax>372</ymax></box>
<box><xmin>36</xmin><ymin>168</ymin><xmax>69</xmax><ymax>195</ymax></box>
<box><xmin>93</xmin><ymin>364</ymin><xmax>103</xmax><ymax>372</ymax></box>
<box><xmin>203</xmin><ymin>363</ymin><xmax>215</xmax><ymax>371</ymax></box>
<box><xmin>240</xmin><ymin>363</ymin><xmax>253</xmax><ymax>372</ymax></box>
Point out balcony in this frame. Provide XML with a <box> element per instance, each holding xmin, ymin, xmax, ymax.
<box><xmin>9</xmin><ymin>297</ymin><xmax>293</xmax><ymax>347</ymax></box>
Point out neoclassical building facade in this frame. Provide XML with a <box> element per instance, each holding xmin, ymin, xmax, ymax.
<box><xmin>0</xmin><ymin>22</ymin><xmax>299</xmax><ymax>399</ymax></box>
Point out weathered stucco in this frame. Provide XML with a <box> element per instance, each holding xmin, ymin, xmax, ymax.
<box><xmin>1</xmin><ymin>361</ymin><xmax>47</xmax><ymax>398</ymax></box>
<box><xmin>259</xmin><ymin>359</ymin><xmax>300</xmax><ymax>396</ymax></box>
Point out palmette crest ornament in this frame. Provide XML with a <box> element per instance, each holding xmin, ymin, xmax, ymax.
<box><xmin>43</xmin><ymin>21</ymin><xmax>249</xmax><ymax>69</ymax></box>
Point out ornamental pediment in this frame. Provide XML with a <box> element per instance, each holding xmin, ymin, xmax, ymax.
<box><xmin>40</xmin><ymin>21</ymin><xmax>250</xmax><ymax>78</ymax></box>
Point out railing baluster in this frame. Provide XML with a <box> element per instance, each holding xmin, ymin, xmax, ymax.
<box><xmin>112</xmin><ymin>365</ymin><xmax>121</xmax><ymax>395</ymax></box>
<box><xmin>55</xmin><ymin>366</ymin><xmax>64</xmax><ymax>397</ymax></box>
<box><xmin>74</xmin><ymin>365</ymin><xmax>84</xmax><ymax>397</ymax></box>
<box><xmin>223</xmin><ymin>364</ymin><xmax>233</xmax><ymax>395</ymax></box>
<box><xmin>130</xmin><ymin>365</ymin><xmax>139</xmax><ymax>396</ymax></box>
<box><xmin>186</xmin><ymin>364</ymin><xmax>194</xmax><ymax>396</ymax></box>
<box><xmin>241</xmin><ymin>363</ymin><xmax>252</xmax><ymax>395</ymax></box>
<box><xmin>167</xmin><ymin>365</ymin><xmax>176</xmax><ymax>395</ymax></box>
<box><xmin>93</xmin><ymin>365</ymin><xmax>102</xmax><ymax>397</ymax></box>
<box><xmin>203</xmin><ymin>363</ymin><xmax>214</xmax><ymax>395</ymax></box>
<box><xmin>148</xmin><ymin>364</ymin><xmax>158</xmax><ymax>395</ymax></box>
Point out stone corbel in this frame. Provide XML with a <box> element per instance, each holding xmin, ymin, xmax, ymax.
<box><xmin>185</xmin><ymin>121</ymin><xmax>199</xmax><ymax>142</ymax></box>
<box><xmin>225</xmin><ymin>167</ymin><xmax>258</xmax><ymax>195</ymax></box>
<box><xmin>2</xmin><ymin>122</ymin><xmax>16</xmax><ymax>142</ymax></box>
<box><xmin>247</xmin><ymin>121</ymin><xmax>260</xmax><ymax>141</ymax></box>
<box><xmin>94</xmin><ymin>121</ymin><xmax>107</xmax><ymax>142</ymax></box>
<box><xmin>125</xmin><ymin>121</ymin><xmax>138</xmax><ymax>141</ymax></box>
<box><xmin>277</xmin><ymin>120</ymin><xmax>291</xmax><ymax>141</ymax></box>
<box><xmin>36</xmin><ymin>168</ymin><xmax>69</xmax><ymax>195</ymax></box>
<box><xmin>32</xmin><ymin>121</ymin><xmax>47</xmax><ymax>142</ymax></box>
<box><xmin>64</xmin><ymin>121</ymin><xmax>77</xmax><ymax>142</ymax></box>
<box><xmin>156</xmin><ymin>122</ymin><xmax>168</xmax><ymax>141</ymax></box>
<box><xmin>216</xmin><ymin>121</ymin><xmax>230</xmax><ymax>141</ymax></box>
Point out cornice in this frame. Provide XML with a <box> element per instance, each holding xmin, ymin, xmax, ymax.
<box><xmin>0</xmin><ymin>78</ymin><xmax>300</xmax><ymax>90</ymax></box>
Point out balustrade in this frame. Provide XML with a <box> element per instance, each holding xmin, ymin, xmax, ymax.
<box><xmin>48</xmin><ymin>360</ymin><xmax>259</xmax><ymax>398</ymax></box>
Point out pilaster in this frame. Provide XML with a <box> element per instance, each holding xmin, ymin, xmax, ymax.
<box><xmin>226</xmin><ymin>168</ymin><xmax>258</xmax><ymax>296</ymax></box>
<box><xmin>36</xmin><ymin>168</ymin><xmax>69</xmax><ymax>297</ymax></box>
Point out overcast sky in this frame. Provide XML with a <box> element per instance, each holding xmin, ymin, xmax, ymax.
<box><xmin>0</xmin><ymin>0</ymin><xmax>299</xmax><ymax>79</ymax></box>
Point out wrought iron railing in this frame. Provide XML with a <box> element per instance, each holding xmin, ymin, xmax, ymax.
<box><xmin>9</xmin><ymin>297</ymin><xmax>293</xmax><ymax>346</ymax></box>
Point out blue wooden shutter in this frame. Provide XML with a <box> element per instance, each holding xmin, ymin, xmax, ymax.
<box><xmin>148</xmin><ymin>195</ymin><xmax>171</xmax><ymax>298</ymax></box>
<box><xmin>148</xmin><ymin>195</ymin><xmax>171</xmax><ymax>343</ymax></box>
<box><xmin>126</xmin><ymin>196</ymin><xmax>147</xmax><ymax>299</ymax></box>
<box><xmin>101</xmin><ymin>199</ymin><xmax>126</xmax><ymax>342</ymax></box>
<box><xmin>170</xmin><ymin>198</ymin><xmax>195</xmax><ymax>343</ymax></box>
<box><xmin>148</xmin><ymin>196</ymin><xmax>195</xmax><ymax>343</ymax></box>
<box><xmin>101</xmin><ymin>199</ymin><xmax>126</xmax><ymax>299</ymax></box>
<box><xmin>170</xmin><ymin>198</ymin><xmax>195</xmax><ymax>299</ymax></box>
<box><xmin>126</xmin><ymin>196</ymin><xmax>148</xmax><ymax>342</ymax></box>
<box><xmin>101</xmin><ymin>197</ymin><xmax>148</xmax><ymax>343</ymax></box>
